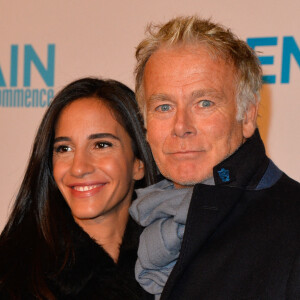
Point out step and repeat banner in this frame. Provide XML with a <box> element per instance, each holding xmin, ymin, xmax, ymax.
<box><xmin>0</xmin><ymin>0</ymin><xmax>299</xmax><ymax>231</ymax></box>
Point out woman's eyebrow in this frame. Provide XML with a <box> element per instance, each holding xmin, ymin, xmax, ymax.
<box><xmin>88</xmin><ymin>133</ymin><xmax>120</xmax><ymax>141</ymax></box>
<box><xmin>53</xmin><ymin>133</ymin><xmax>121</xmax><ymax>144</ymax></box>
<box><xmin>53</xmin><ymin>136</ymin><xmax>70</xmax><ymax>143</ymax></box>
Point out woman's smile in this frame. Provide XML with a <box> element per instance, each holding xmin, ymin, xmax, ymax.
<box><xmin>69</xmin><ymin>183</ymin><xmax>107</xmax><ymax>198</ymax></box>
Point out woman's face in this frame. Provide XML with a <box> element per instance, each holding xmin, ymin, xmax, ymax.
<box><xmin>52</xmin><ymin>97</ymin><xmax>144</xmax><ymax>224</ymax></box>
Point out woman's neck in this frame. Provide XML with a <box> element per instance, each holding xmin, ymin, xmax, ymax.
<box><xmin>74</xmin><ymin>201</ymin><xmax>130</xmax><ymax>263</ymax></box>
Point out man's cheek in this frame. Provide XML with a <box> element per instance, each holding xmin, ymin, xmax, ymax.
<box><xmin>148</xmin><ymin>134</ymin><xmax>164</xmax><ymax>161</ymax></box>
<box><xmin>147</xmin><ymin>124</ymin><xmax>161</xmax><ymax>143</ymax></box>
<box><xmin>202</xmin><ymin>118</ymin><xmax>230</xmax><ymax>140</ymax></box>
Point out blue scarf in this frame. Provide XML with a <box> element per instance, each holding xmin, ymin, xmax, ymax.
<box><xmin>129</xmin><ymin>180</ymin><xmax>193</xmax><ymax>299</ymax></box>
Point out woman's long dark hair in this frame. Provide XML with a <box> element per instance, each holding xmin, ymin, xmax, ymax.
<box><xmin>0</xmin><ymin>78</ymin><xmax>156</xmax><ymax>299</ymax></box>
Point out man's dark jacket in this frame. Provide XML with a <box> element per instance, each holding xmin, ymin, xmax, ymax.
<box><xmin>159</xmin><ymin>130</ymin><xmax>300</xmax><ymax>300</ymax></box>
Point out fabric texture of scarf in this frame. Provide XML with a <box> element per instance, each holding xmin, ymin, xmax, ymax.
<box><xmin>129</xmin><ymin>179</ymin><xmax>193</xmax><ymax>299</ymax></box>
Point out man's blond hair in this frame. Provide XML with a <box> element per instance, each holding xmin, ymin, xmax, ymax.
<box><xmin>135</xmin><ymin>16</ymin><xmax>262</xmax><ymax>121</ymax></box>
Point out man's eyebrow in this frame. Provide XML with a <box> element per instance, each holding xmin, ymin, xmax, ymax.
<box><xmin>148</xmin><ymin>93</ymin><xmax>171</xmax><ymax>102</ymax></box>
<box><xmin>53</xmin><ymin>133</ymin><xmax>120</xmax><ymax>144</ymax></box>
<box><xmin>191</xmin><ymin>89</ymin><xmax>223</xmax><ymax>99</ymax></box>
<box><xmin>148</xmin><ymin>90</ymin><xmax>224</xmax><ymax>103</ymax></box>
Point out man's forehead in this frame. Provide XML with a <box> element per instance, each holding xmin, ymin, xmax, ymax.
<box><xmin>144</xmin><ymin>44</ymin><xmax>235</xmax><ymax>83</ymax></box>
<box><xmin>143</xmin><ymin>47</ymin><xmax>236</xmax><ymax>99</ymax></box>
<box><xmin>147</xmin><ymin>42</ymin><xmax>227</xmax><ymax>64</ymax></box>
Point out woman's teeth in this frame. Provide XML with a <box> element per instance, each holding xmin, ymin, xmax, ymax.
<box><xmin>73</xmin><ymin>184</ymin><xmax>102</xmax><ymax>191</ymax></box>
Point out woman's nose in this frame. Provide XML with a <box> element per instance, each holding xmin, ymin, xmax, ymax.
<box><xmin>70</xmin><ymin>150</ymin><xmax>94</xmax><ymax>177</ymax></box>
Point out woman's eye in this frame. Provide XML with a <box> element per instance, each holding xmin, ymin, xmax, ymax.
<box><xmin>54</xmin><ymin>145</ymin><xmax>71</xmax><ymax>153</ymax></box>
<box><xmin>156</xmin><ymin>104</ymin><xmax>171</xmax><ymax>112</ymax></box>
<box><xmin>95</xmin><ymin>142</ymin><xmax>112</xmax><ymax>149</ymax></box>
<box><xmin>198</xmin><ymin>100</ymin><xmax>213</xmax><ymax>108</ymax></box>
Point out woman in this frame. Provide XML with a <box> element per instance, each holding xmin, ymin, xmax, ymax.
<box><xmin>0</xmin><ymin>78</ymin><xmax>156</xmax><ymax>299</ymax></box>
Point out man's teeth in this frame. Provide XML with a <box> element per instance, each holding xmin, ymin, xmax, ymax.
<box><xmin>73</xmin><ymin>185</ymin><xmax>101</xmax><ymax>191</ymax></box>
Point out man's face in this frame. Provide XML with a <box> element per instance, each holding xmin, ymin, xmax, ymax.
<box><xmin>143</xmin><ymin>45</ymin><xmax>257</xmax><ymax>188</ymax></box>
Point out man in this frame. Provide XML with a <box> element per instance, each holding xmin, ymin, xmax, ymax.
<box><xmin>130</xmin><ymin>16</ymin><xmax>300</xmax><ymax>299</ymax></box>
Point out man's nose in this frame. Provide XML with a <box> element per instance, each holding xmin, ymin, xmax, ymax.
<box><xmin>70</xmin><ymin>150</ymin><xmax>94</xmax><ymax>177</ymax></box>
<box><xmin>172</xmin><ymin>107</ymin><xmax>196</xmax><ymax>138</ymax></box>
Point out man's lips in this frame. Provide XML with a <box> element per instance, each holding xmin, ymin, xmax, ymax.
<box><xmin>167</xmin><ymin>150</ymin><xmax>205</xmax><ymax>154</ymax></box>
<box><xmin>166</xmin><ymin>150</ymin><xmax>205</xmax><ymax>160</ymax></box>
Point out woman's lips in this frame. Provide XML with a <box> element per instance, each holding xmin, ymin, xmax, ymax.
<box><xmin>69</xmin><ymin>183</ymin><xmax>107</xmax><ymax>197</ymax></box>
<box><xmin>73</xmin><ymin>184</ymin><xmax>103</xmax><ymax>192</ymax></box>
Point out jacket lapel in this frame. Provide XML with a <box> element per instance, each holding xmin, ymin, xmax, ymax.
<box><xmin>161</xmin><ymin>184</ymin><xmax>245</xmax><ymax>299</ymax></box>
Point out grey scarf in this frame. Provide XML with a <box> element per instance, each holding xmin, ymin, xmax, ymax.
<box><xmin>129</xmin><ymin>180</ymin><xmax>193</xmax><ymax>299</ymax></box>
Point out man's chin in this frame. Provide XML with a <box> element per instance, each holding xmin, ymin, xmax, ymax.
<box><xmin>173</xmin><ymin>181</ymin><xmax>197</xmax><ymax>189</ymax></box>
<box><xmin>165</xmin><ymin>173</ymin><xmax>213</xmax><ymax>189</ymax></box>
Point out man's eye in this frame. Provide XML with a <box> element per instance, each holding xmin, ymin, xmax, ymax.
<box><xmin>54</xmin><ymin>145</ymin><xmax>71</xmax><ymax>153</ymax></box>
<box><xmin>156</xmin><ymin>104</ymin><xmax>171</xmax><ymax>112</ymax></box>
<box><xmin>95</xmin><ymin>142</ymin><xmax>112</xmax><ymax>149</ymax></box>
<box><xmin>198</xmin><ymin>100</ymin><xmax>213</xmax><ymax>108</ymax></box>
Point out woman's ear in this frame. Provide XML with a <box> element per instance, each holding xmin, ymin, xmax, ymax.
<box><xmin>133</xmin><ymin>159</ymin><xmax>145</xmax><ymax>181</ymax></box>
<box><xmin>242</xmin><ymin>101</ymin><xmax>259</xmax><ymax>139</ymax></box>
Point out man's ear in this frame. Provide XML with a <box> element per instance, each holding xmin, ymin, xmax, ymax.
<box><xmin>242</xmin><ymin>101</ymin><xmax>259</xmax><ymax>139</ymax></box>
<box><xmin>133</xmin><ymin>159</ymin><xmax>145</xmax><ymax>181</ymax></box>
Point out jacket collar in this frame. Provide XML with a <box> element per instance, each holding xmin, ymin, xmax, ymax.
<box><xmin>212</xmin><ymin>129</ymin><xmax>269</xmax><ymax>189</ymax></box>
